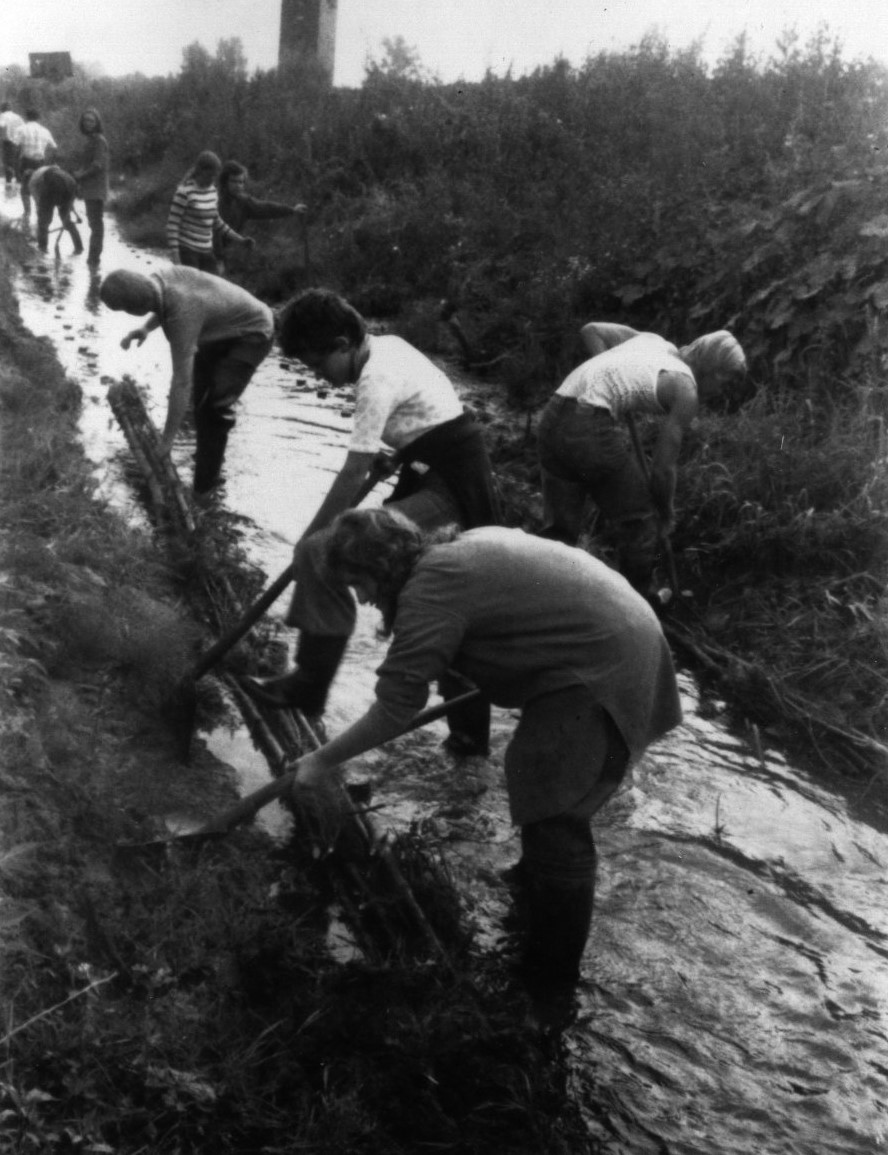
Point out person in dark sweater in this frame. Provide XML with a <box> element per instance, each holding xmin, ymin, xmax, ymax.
<box><xmin>73</xmin><ymin>107</ymin><xmax>110</xmax><ymax>267</ymax></box>
<box><xmin>242</xmin><ymin>289</ymin><xmax>499</xmax><ymax>754</ymax></box>
<box><xmin>214</xmin><ymin>160</ymin><xmax>306</xmax><ymax>274</ymax></box>
<box><xmin>282</xmin><ymin>508</ymin><xmax>682</xmax><ymax>1025</ymax></box>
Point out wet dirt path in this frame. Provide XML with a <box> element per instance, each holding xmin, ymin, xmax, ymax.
<box><xmin>4</xmin><ymin>192</ymin><xmax>886</xmax><ymax>1154</ymax></box>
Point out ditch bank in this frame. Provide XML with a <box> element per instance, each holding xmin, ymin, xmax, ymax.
<box><xmin>2</xmin><ymin>214</ymin><xmax>888</xmax><ymax>1155</ymax></box>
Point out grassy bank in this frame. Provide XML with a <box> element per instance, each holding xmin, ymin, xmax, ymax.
<box><xmin>0</xmin><ymin>232</ymin><xmax>599</xmax><ymax>1152</ymax></box>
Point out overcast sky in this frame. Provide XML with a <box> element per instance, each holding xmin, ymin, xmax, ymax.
<box><xmin>2</xmin><ymin>0</ymin><xmax>886</xmax><ymax>88</ymax></box>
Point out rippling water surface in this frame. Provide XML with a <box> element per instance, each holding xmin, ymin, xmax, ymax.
<box><xmin>5</xmin><ymin>193</ymin><xmax>886</xmax><ymax>1154</ymax></box>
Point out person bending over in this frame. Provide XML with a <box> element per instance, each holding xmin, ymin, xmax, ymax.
<box><xmin>29</xmin><ymin>165</ymin><xmax>82</xmax><ymax>255</ymax></box>
<box><xmin>242</xmin><ymin>289</ymin><xmax>499</xmax><ymax>755</ymax></box>
<box><xmin>99</xmin><ymin>267</ymin><xmax>274</xmax><ymax>493</ymax></box>
<box><xmin>537</xmin><ymin>322</ymin><xmax>746</xmax><ymax>593</ymax></box>
<box><xmin>283</xmin><ymin>508</ymin><xmax>682</xmax><ymax>1022</ymax></box>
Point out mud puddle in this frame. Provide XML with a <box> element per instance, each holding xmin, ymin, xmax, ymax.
<box><xmin>3</xmin><ymin>192</ymin><xmax>886</xmax><ymax>1154</ymax></box>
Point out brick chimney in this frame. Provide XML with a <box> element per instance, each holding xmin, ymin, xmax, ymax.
<box><xmin>279</xmin><ymin>0</ymin><xmax>338</xmax><ymax>78</ymax></box>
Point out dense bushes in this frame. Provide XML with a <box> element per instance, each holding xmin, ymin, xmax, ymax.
<box><xmin>3</xmin><ymin>30</ymin><xmax>886</xmax><ymax>769</ymax></box>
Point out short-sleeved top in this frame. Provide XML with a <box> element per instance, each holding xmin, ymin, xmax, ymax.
<box><xmin>349</xmin><ymin>335</ymin><xmax>464</xmax><ymax>454</ymax></box>
<box><xmin>0</xmin><ymin>110</ymin><xmax>23</xmax><ymax>142</ymax></box>
<box><xmin>370</xmin><ymin>527</ymin><xmax>682</xmax><ymax>758</ymax></box>
<box><xmin>151</xmin><ymin>266</ymin><xmax>273</xmax><ymax>359</ymax></box>
<box><xmin>556</xmin><ymin>333</ymin><xmax>693</xmax><ymax>418</ymax></box>
<box><xmin>15</xmin><ymin>121</ymin><xmax>56</xmax><ymax>162</ymax></box>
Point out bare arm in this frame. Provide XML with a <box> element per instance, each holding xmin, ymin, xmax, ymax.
<box><xmin>121</xmin><ymin>312</ymin><xmax>162</xmax><ymax>350</ymax></box>
<box><xmin>298</xmin><ymin>450</ymin><xmax>378</xmax><ymax>542</ymax></box>
<box><xmin>291</xmin><ymin>702</ymin><xmax>406</xmax><ymax>788</ymax></box>
<box><xmin>159</xmin><ymin>340</ymin><xmax>198</xmax><ymax>455</ymax></box>
<box><xmin>580</xmin><ymin>322</ymin><xmax>641</xmax><ymax>358</ymax></box>
<box><xmin>649</xmin><ymin>372</ymin><xmax>699</xmax><ymax>527</ymax></box>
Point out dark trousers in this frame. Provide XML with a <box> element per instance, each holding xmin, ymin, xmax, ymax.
<box><xmin>36</xmin><ymin>195</ymin><xmax>82</xmax><ymax>254</ymax></box>
<box><xmin>84</xmin><ymin>199</ymin><xmax>104</xmax><ymax>263</ymax></box>
<box><xmin>180</xmin><ymin>246</ymin><xmax>219</xmax><ymax>274</ymax></box>
<box><xmin>2</xmin><ymin>140</ymin><xmax>17</xmax><ymax>183</ymax></box>
<box><xmin>191</xmin><ymin>335</ymin><xmax>271</xmax><ymax>492</ymax></box>
<box><xmin>18</xmin><ymin>157</ymin><xmax>41</xmax><ymax>216</ymax></box>
<box><xmin>506</xmin><ymin>691</ymin><xmax>631</xmax><ymax>989</ymax></box>
<box><xmin>538</xmin><ymin>396</ymin><xmax>659</xmax><ymax>592</ymax></box>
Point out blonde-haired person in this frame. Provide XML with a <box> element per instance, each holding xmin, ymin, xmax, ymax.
<box><xmin>538</xmin><ymin>322</ymin><xmax>747</xmax><ymax>595</ymax></box>
<box><xmin>166</xmin><ymin>150</ymin><xmax>251</xmax><ymax>272</ymax></box>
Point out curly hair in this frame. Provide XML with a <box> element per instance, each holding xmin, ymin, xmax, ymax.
<box><xmin>277</xmin><ymin>288</ymin><xmax>366</xmax><ymax>360</ymax></box>
<box><xmin>325</xmin><ymin>508</ymin><xmax>458</xmax><ymax>635</ymax></box>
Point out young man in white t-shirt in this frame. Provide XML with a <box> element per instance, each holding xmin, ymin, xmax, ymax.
<box><xmin>243</xmin><ymin>288</ymin><xmax>499</xmax><ymax>743</ymax></box>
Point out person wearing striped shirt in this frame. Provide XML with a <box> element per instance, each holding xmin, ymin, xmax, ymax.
<box><xmin>166</xmin><ymin>151</ymin><xmax>251</xmax><ymax>272</ymax></box>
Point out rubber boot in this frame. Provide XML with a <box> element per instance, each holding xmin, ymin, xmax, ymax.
<box><xmin>519</xmin><ymin>875</ymin><xmax>595</xmax><ymax>1031</ymax></box>
<box><xmin>241</xmin><ymin>633</ymin><xmax>348</xmax><ymax>714</ymax></box>
<box><xmin>193</xmin><ymin>420</ymin><xmax>231</xmax><ymax>494</ymax></box>
<box><xmin>440</xmin><ymin>670</ymin><xmax>491</xmax><ymax>757</ymax></box>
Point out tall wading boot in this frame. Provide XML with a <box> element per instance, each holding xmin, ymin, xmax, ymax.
<box><xmin>241</xmin><ymin>632</ymin><xmax>349</xmax><ymax>714</ymax></box>
<box><xmin>518</xmin><ymin>872</ymin><xmax>595</xmax><ymax>1031</ymax></box>
<box><xmin>193</xmin><ymin>420</ymin><xmax>231</xmax><ymax>494</ymax></box>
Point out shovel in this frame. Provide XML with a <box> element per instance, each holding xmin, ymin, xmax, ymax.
<box><xmin>136</xmin><ymin>689</ymin><xmax>482</xmax><ymax>851</ymax></box>
<box><xmin>171</xmin><ymin>454</ymin><xmax>398</xmax><ymax>757</ymax></box>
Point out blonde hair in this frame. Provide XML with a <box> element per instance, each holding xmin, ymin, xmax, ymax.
<box><xmin>680</xmin><ymin>331</ymin><xmax>746</xmax><ymax>379</ymax></box>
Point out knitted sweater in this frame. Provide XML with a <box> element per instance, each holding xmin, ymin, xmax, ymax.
<box><xmin>167</xmin><ymin>181</ymin><xmax>235</xmax><ymax>257</ymax></box>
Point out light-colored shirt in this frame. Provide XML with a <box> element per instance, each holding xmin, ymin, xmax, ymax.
<box><xmin>556</xmin><ymin>333</ymin><xmax>692</xmax><ymax>418</ymax></box>
<box><xmin>0</xmin><ymin>110</ymin><xmax>23</xmax><ymax>142</ymax></box>
<box><xmin>349</xmin><ymin>335</ymin><xmax>464</xmax><ymax>454</ymax></box>
<box><xmin>14</xmin><ymin>120</ymin><xmax>56</xmax><ymax>161</ymax></box>
<box><xmin>370</xmin><ymin>527</ymin><xmax>682</xmax><ymax>759</ymax></box>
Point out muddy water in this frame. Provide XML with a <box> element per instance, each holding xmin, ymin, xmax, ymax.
<box><xmin>4</xmin><ymin>193</ymin><xmax>886</xmax><ymax>1155</ymax></box>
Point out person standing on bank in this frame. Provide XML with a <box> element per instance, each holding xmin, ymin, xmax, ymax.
<box><xmin>214</xmin><ymin>160</ymin><xmax>306</xmax><ymax>275</ymax></box>
<box><xmin>29</xmin><ymin>165</ymin><xmax>83</xmax><ymax>255</ymax></box>
<box><xmin>242</xmin><ymin>289</ymin><xmax>499</xmax><ymax>753</ymax></box>
<box><xmin>73</xmin><ymin>108</ymin><xmax>110</xmax><ymax>267</ymax></box>
<box><xmin>537</xmin><ymin>322</ymin><xmax>746</xmax><ymax>594</ymax></box>
<box><xmin>284</xmin><ymin>508</ymin><xmax>682</xmax><ymax>1017</ymax></box>
<box><xmin>167</xmin><ymin>151</ymin><xmax>252</xmax><ymax>272</ymax></box>
<box><xmin>0</xmin><ymin>102</ymin><xmax>24</xmax><ymax>188</ymax></box>
<box><xmin>98</xmin><ymin>267</ymin><xmax>274</xmax><ymax>494</ymax></box>
<box><xmin>15</xmin><ymin>109</ymin><xmax>56</xmax><ymax>223</ymax></box>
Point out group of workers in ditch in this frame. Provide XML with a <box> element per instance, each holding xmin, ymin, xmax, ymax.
<box><xmin>0</xmin><ymin>102</ymin><xmax>109</xmax><ymax>264</ymax></box>
<box><xmin>99</xmin><ymin>249</ymin><xmax>747</xmax><ymax>1024</ymax></box>
<box><xmin>2</xmin><ymin>100</ymin><xmax>753</xmax><ymax>1022</ymax></box>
